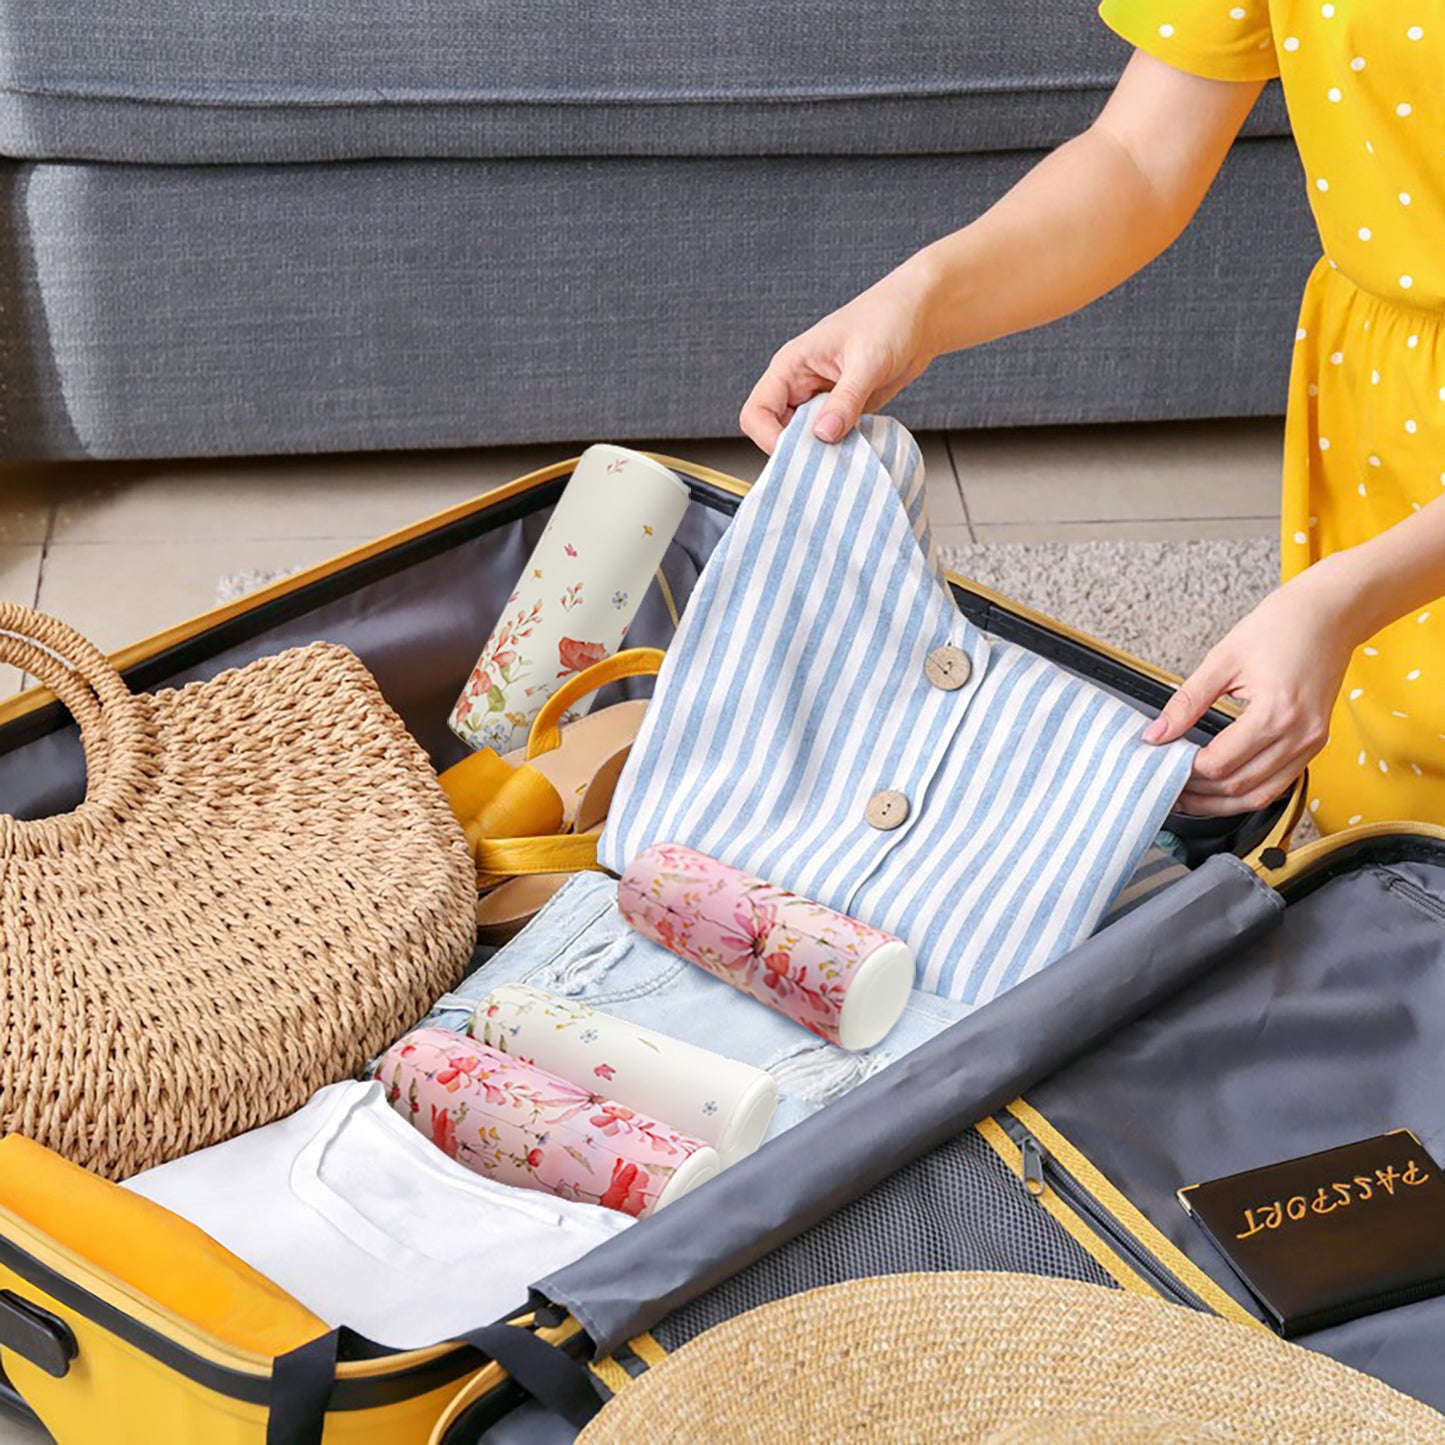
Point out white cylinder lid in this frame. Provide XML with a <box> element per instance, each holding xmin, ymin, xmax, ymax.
<box><xmin>712</xmin><ymin>1074</ymin><xmax>780</xmax><ymax>1168</ymax></box>
<box><xmin>836</xmin><ymin>939</ymin><xmax>916</xmax><ymax>1052</ymax></box>
<box><xmin>654</xmin><ymin>1144</ymin><xmax>723</xmax><ymax>1211</ymax></box>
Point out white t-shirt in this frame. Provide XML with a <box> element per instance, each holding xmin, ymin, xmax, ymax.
<box><xmin>124</xmin><ymin>1081</ymin><xmax>633</xmax><ymax>1349</ymax></box>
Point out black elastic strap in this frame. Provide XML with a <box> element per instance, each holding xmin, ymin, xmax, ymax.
<box><xmin>266</xmin><ymin>1329</ymin><xmax>339</xmax><ymax>1445</ymax></box>
<box><xmin>263</xmin><ymin>1319</ymin><xmax>599</xmax><ymax>1441</ymax></box>
<box><xmin>461</xmin><ymin>1323</ymin><xmax>602</xmax><ymax>1433</ymax></box>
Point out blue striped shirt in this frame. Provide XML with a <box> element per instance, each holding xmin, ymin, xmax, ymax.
<box><xmin>601</xmin><ymin>402</ymin><xmax>1197</xmax><ymax>1005</ymax></box>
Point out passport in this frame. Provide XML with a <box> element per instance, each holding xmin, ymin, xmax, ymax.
<box><xmin>1177</xmin><ymin>1130</ymin><xmax>1445</xmax><ymax>1337</ymax></box>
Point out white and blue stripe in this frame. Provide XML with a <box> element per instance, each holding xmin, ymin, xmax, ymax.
<box><xmin>601</xmin><ymin>401</ymin><xmax>1197</xmax><ymax>1006</ymax></box>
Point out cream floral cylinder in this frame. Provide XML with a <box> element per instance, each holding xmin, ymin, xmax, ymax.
<box><xmin>473</xmin><ymin>983</ymin><xmax>778</xmax><ymax>1167</ymax></box>
<box><xmin>450</xmin><ymin>445</ymin><xmax>691</xmax><ymax>753</ymax></box>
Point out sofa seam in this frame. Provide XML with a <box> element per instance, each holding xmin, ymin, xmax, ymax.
<box><xmin>0</xmin><ymin>76</ymin><xmax>1130</xmax><ymax>111</ymax></box>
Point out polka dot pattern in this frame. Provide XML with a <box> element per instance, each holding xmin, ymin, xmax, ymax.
<box><xmin>1103</xmin><ymin>1</ymin><xmax>1441</xmax><ymax>306</ymax></box>
<box><xmin>1101</xmin><ymin>1</ymin><xmax>1444</xmax><ymax>836</ymax></box>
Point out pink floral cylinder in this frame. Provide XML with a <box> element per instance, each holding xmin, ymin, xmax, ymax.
<box><xmin>618</xmin><ymin>843</ymin><xmax>916</xmax><ymax>1051</ymax></box>
<box><xmin>376</xmin><ymin>1027</ymin><xmax>719</xmax><ymax>1218</ymax></box>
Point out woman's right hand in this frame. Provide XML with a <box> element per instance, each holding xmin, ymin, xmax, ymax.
<box><xmin>739</xmin><ymin>267</ymin><xmax>938</xmax><ymax>454</ymax></box>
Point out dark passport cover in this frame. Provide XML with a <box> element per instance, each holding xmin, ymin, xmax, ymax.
<box><xmin>1177</xmin><ymin>1130</ymin><xmax>1445</xmax><ymax>1337</ymax></box>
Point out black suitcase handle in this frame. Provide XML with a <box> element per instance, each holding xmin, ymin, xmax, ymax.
<box><xmin>0</xmin><ymin>1291</ymin><xmax>76</xmax><ymax>1379</ymax></box>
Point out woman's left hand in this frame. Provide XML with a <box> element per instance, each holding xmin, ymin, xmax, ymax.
<box><xmin>1142</xmin><ymin>560</ymin><xmax>1359</xmax><ymax>816</ymax></box>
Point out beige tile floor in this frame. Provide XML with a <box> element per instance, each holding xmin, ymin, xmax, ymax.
<box><xmin>0</xmin><ymin>417</ymin><xmax>1282</xmax><ymax>690</ymax></box>
<box><xmin>0</xmin><ymin>414</ymin><xmax>1281</xmax><ymax>1443</ymax></box>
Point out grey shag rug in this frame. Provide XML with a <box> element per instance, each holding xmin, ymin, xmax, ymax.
<box><xmin>937</xmin><ymin>537</ymin><xmax>1280</xmax><ymax>679</ymax></box>
<box><xmin>215</xmin><ymin>566</ymin><xmax>301</xmax><ymax>604</ymax></box>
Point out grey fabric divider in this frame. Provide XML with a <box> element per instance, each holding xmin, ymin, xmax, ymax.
<box><xmin>3</xmin><ymin>142</ymin><xmax>1313</xmax><ymax>459</ymax></box>
<box><xmin>480</xmin><ymin>1401</ymin><xmax>579</xmax><ymax>1444</ymax></box>
<box><xmin>1028</xmin><ymin>851</ymin><xmax>1445</xmax><ymax>1409</ymax></box>
<box><xmin>532</xmin><ymin>852</ymin><xmax>1284</xmax><ymax>1358</ymax></box>
<box><xmin>647</xmin><ymin>1126</ymin><xmax>1117</xmax><ymax>1358</ymax></box>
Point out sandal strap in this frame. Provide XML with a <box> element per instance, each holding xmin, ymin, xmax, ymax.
<box><xmin>443</xmin><ymin>647</ymin><xmax>665</xmax><ymax>890</ymax></box>
<box><xmin>439</xmin><ymin>749</ymin><xmax>566</xmax><ymax>845</ymax></box>
<box><xmin>527</xmin><ymin>648</ymin><xmax>665</xmax><ymax>759</ymax></box>
<box><xmin>472</xmin><ymin>831</ymin><xmax>603</xmax><ymax>886</ymax></box>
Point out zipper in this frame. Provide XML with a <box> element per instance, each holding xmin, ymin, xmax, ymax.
<box><xmin>1382</xmin><ymin>870</ymin><xmax>1445</xmax><ymax>925</ymax></box>
<box><xmin>1010</xmin><ymin>1125</ymin><xmax>1213</xmax><ymax>1314</ymax></box>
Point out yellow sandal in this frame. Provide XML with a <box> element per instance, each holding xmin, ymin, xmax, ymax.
<box><xmin>439</xmin><ymin>648</ymin><xmax>663</xmax><ymax>943</ymax></box>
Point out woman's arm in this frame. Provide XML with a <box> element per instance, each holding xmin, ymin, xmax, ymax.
<box><xmin>1317</xmin><ymin>505</ymin><xmax>1445</xmax><ymax>645</ymax></box>
<box><xmin>1147</xmin><ymin>502</ymin><xmax>1445</xmax><ymax>815</ymax></box>
<box><xmin>741</xmin><ymin>52</ymin><xmax>1265</xmax><ymax>451</ymax></box>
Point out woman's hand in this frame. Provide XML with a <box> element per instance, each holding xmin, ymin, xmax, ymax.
<box><xmin>1143</xmin><ymin>559</ymin><xmax>1360</xmax><ymax>815</ymax></box>
<box><xmin>739</xmin><ymin>267</ymin><xmax>938</xmax><ymax>454</ymax></box>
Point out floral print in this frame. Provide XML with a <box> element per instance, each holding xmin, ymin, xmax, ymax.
<box><xmin>472</xmin><ymin>983</ymin><xmax>778</xmax><ymax>1167</ymax></box>
<box><xmin>450</xmin><ymin>445</ymin><xmax>690</xmax><ymax>754</ymax></box>
<box><xmin>378</xmin><ymin>1027</ymin><xmax>713</xmax><ymax>1217</ymax></box>
<box><xmin>556</xmin><ymin>637</ymin><xmax>608</xmax><ymax>676</ymax></box>
<box><xmin>449</xmin><ymin>596</ymin><xmax>543</xmax><ymax>748</ymax></box>
<box><xmin>618</xmin><ymin>843</ymin><xmax>905</xmax><ymax>1048</ymax></box>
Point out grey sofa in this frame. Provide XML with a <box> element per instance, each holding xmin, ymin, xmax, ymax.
<box><xmin>0</xmin><ymin>2</ymin><xmax>1316</xmax><ymax>460</ymax></box>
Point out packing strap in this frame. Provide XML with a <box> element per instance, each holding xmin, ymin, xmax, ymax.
<box><xmin>266</xmin><ymin>1321</ymin><xmax>601</xmax><ymax>1443</ymax></box>
<box><xmin>459</xmin><ymin>1323</ymin><xmax>603</xmax><ymax>1432</ymax></box>
<box><xmin>267</xmin><ymin>1330</ymin><xmax>339</xmax><ymax>1445</ymax></box>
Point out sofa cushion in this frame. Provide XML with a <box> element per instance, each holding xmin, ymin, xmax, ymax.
<box><xmin>3</xmin><ymin>145</ymin><xmax>1311</xmax><ymax>457</ymax></box>
<box><xmin>0</xmin><ymin>0</ymin><xmax>1290</xmax><ymax>165</ymax></box>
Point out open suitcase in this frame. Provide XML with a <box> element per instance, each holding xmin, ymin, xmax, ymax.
<box><xmin>8</xmin><ymin>447</ymin><xmax>1430</xmax><ymax>1444</ymax></box>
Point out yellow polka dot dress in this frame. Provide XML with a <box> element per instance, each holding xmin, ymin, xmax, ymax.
<box><xmin>1100</xmin><ymin>0</ymin><xmax>1444</xmax><ymax>833</ymax></box>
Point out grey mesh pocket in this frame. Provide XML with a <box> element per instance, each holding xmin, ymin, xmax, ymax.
<box><xmin>650</xmin><ymin>1126</ymin><xmax>1113</xmax><ymax>1354</ymax></box>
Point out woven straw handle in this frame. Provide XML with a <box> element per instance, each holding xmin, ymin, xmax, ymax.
<box><xmin>0</xmin><ymin>604</ymin><xmax>150</xmax><ymax>813</ymax></box>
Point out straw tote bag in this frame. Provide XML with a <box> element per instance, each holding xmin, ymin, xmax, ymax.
<box><xmin>0</xmin><ymin>605</ymin><xmax>476</xmax><ymax>1180</ymax></box>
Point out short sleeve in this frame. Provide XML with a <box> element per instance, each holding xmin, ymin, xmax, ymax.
<box><xmin>1099</xmin><ymin>0</ymin><xmax>1280</xmax><ymax>82</ymax></box>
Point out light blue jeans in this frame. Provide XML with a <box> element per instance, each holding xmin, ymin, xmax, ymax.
<box><xmin>410</xmin><ymin>873</ymin><xmax>974</xmax><ymax>1144</ymax></box>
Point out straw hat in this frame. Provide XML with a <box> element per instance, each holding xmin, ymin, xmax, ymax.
<box><xmin>579</xmin><ymin>1272</ymin><xmax>1445</xmax><ymax>1443</ymax></box>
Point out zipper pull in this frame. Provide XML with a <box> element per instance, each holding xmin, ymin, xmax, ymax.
<box><xmin>1021</xmin><ymin>1135</ymin><xmax>1048</xmax><ymax>1198</ymax></box>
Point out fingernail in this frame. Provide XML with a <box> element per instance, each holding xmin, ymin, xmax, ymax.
<box><xmin>1142</xmin><ymin>718</ymin><xmax>1165</xmax><ymax>743</ymax></box>
<box><xmin>814</xmin><ymin>412</ymin><xmax>845</xmax><ymax>443</ymax></box>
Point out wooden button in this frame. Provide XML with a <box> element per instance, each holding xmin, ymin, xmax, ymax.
<box><xmin>865</xmin><ymin>790</ymin><xmax>910</xmax><ymax>831</ymax></box>
<box><xmin>925</xmin><ymin>645</ymin><xmax>972</xmax><ymax>691</ymax></box>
